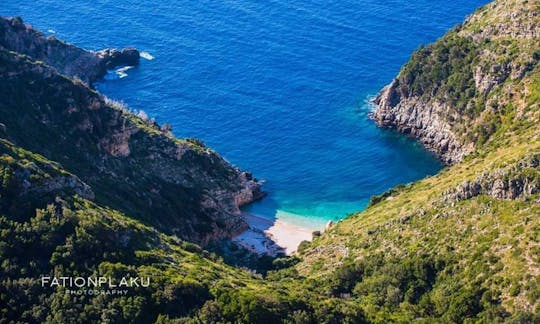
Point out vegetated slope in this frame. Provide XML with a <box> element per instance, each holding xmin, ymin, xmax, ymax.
<box><xmin>0</xmin><ymin>116</ymin><xmax>363</xmax><ymax>323</ymax></box>
<box><xmin>295</xmin><ymin>0</ymin><xmax>540</xmax><ymax>322</ymax></box>
<box><xmin>0</xmin><ymin>46</ymin><xmax>265</xmax><ymax>245</ymax></box>
<box><xmin>0</xmin><ymin>138</ymin><xmax>358</xmax><ymax>323</ymax></box>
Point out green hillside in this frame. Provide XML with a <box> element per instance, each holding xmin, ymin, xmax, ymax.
<box><xmin>0</xmin><ymin>136</ymin><xmax>364</xmax><ymax>323</ymax></box>
<box><xmin>0</xmin><ymin>17</ymin><xmax>361</xmax><ymax>324</ymax></box>
<box><xmin>295</xmin><ymin>0</ymin><xmax>540</xmax><ymax>322</ymax></box>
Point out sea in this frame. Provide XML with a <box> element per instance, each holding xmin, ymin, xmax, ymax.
<box><xmin>3</xmin><ymin>0</ymin><xmax>489</xmax><ymax>229</ymax></box>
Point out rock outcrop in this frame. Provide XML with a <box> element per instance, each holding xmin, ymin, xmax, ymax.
<box><xmin>0</xmin><ymin>16</ymin><xmax>139</xmax><ymax>84</ymax></box>
<box><xmin>233</xmin><ymin>172</ymin><xmax>267</xmax><ymax>207</ymax></box>
<box><xmin>372</xmin><ymin>80</ymin><xmax>471</xmax><ymax>164</ymax></box>
<box><xmin>0</xmin><ymin>138</ymin><xmax>94</xmax><ymax>218</ymax></box>
<box><xmin>98</xmin><ymin>48</ymin><xmax>140</xmax><ymax>70</ymax></box>
<box><xmin>445</xmin><ymin>152</ymin><xmax>540</xmax><ymax>202</ymax></box>
<box><xmin>371</xmin><ymin>0</ymin><xmax>539</xmax><ymax>164</ymax></box>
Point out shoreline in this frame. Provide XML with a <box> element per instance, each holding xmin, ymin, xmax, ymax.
<box><xmin>233</xmin><ymin>212</ymin><xmax>317</xmax><ymax>256</ymax></box>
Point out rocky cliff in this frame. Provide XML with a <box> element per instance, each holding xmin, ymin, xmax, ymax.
<box><xmin>0</xmin><ymin>19</ymin><xmax>265</xmax><ymax>245</ymax></box>
<box><xmin>0</xmin><ymin>16</ymin><xmax>139</xmax><ymax>84</ymax></box>
<box><xmin>372</xmin><ymin>0</ymin><xmax>540</xmax><ymax>164</ymax></box>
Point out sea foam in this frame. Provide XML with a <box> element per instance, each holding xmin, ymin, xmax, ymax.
<box><xmin>140</xmin><ymin>51</ymin><xmax>154</xmax><ymax>60</ymax></box>
<box><xmin>115</xmin><ymin>66</ymin><xmax>134</xmax><ymax>78</ymax></box>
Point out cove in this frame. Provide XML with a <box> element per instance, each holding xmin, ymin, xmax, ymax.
<box><xmin>4</xmin><ymin>0</ymin><xmax>489</xmax><ymax>229</ymax></box>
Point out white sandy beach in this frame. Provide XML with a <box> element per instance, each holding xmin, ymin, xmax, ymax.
<box><xmin>233</xmin><ymin>213</ymin><xmax>316</xmax><ymax>256</ymax></box>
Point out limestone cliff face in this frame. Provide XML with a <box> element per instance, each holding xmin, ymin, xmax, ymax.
<box><xmin>372</xmin><ymin>0</ymin><xmax>539</xmax><ymax>164</ymax></box>
<box><xmin>0</xmin><ymin>16</ymin><xmax>139</xmax><ymax>84</ymax></box>
<box><xmin>372</xmin><ymin>80</ymin><xmax>472</xmax><ymax>164</ymax></box>
<box><xmin>0</xmin><ymin>21</ymin><xmax>265</xmax><ymax>245</ymax></box>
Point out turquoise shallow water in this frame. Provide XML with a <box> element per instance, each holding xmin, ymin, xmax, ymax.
<box><xmin>3</xmin><ymin>0</ymin><xmax>488</xmax><ymax>229</ymax></box>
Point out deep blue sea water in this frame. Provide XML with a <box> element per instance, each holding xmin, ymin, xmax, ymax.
<box><xmin>3</xmin><ymin>0</ymin><xmax>488</xmax><ymax>229</ymax></box>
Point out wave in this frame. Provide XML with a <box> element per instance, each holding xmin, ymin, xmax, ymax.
<box><xmin>140</xmin><ymin>51</ymin><xmax>154</xmax><ymax>60</ymax></box>
<box><xmin>102</xmin><ymin>66</ymin><xmax>135</xmax><ymax>80</ymax></box>
<box><xmin>115</xmin><ymin>66</ymin><xmax>134</xmax><ymax>78</ymax></box>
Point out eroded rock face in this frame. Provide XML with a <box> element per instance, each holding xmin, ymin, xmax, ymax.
<box><xmin>372</xmin><ymin>80</ymin><xmax>471</xmax><ymax>164</ymax></box>
<box><xmin>0</xmin><ymin>16</ymin><xmax>140</xmax><ymax>84</ymax></box>
<box><xmin>27</xmin><ymin>174</ymin><xmax>95</xmax><ymax>200</ymax></box>
<box><xmin>444</xmin><ymin>153</ymin><xmax>540</xmax><ymax>202</ymax></box>
<box><xmin>233</xmin><ymin>172</ymin><xmax>267</xmax><ymax>208</ymax></box>
<box><xmin>98</xmin><ymin>117</ymin><xmax>139</xmax><ymax>157</ymax></box>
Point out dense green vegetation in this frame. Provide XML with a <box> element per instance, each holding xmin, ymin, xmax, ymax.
<box><xmin>0</xmin><ymin>140</ymin><xmax>368</xmax><ymax>323</ymax></box>
<box><xmin>399</xmin><ymin>30</ymin><xmax>480</xmax><ymax>116</ymax></box>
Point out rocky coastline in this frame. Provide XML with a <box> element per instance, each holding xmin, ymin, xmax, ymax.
<box><xmin>0</xmin><ymin>16</ymin><xmax>140</xmax><ymax>84</ymax></box>
<box><xmin>371</xmin><ymin>80</ymin><xmax>471</xmax><ymax>165</ymax></box>
<box><xmin>371</xmin><ymin>0</ymin><xmax>539</xmax><ymax>166</ymax></box>
<box><xmin>0</xmin><ymin>16</ymin><xmax>266</xmax><ymax>245</ymax></box>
